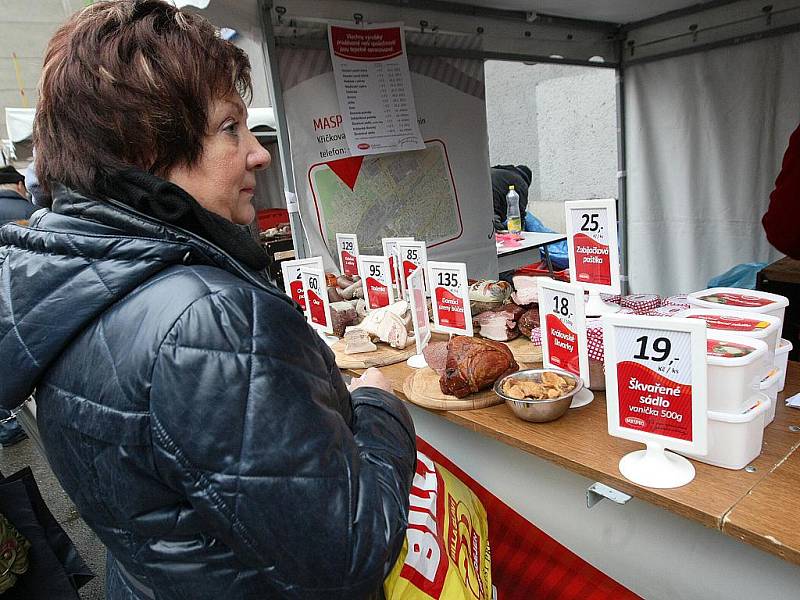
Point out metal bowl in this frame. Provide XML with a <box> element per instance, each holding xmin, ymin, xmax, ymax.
<box><xmin>494</xmin><ymin>369</ymin><xmax>583</xmax><ymax>423</ymax></box>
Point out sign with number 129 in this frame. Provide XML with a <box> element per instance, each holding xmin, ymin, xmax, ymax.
<box><xmin>538</xmin><ymin>279</ymin><xmax>589</xmax><ymax>385</ymax></box>
<box><xmin>336</xmin><ymin>233</ymin><xmax>360</xmax><ymax>278</ymax></box>
<box><xmin>603</xmin><ymin>314</ymin><xmax>707</xmax><ymax>453</ymax></box>
<box><xmin>358</xmin><ymin>255</ymin><xmax>394</xmax><ymax>310</ymax></box>
<box><xmin>428</xmin><ymin>261</ymin><xmax>472</xmax><ymax>336</ymax></box>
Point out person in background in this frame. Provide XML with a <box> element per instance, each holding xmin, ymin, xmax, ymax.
<box><xmin>763</xmin><ymin>124</ymin><xmax>800</xmax><ymax>258</ymax></box>
<box><xmin>0</xmin><ymin>2</ymin><xmax>415</xmax><ymax>598</ymax></box>
<box><xmin>490</xmin><ymin>164</ymin><xmax>569</xmax><ymax>270</ymax></box>
<box><xmin>0</xmin><ymin>165</ymin><xmax>35</xmax><ymax>224</ymax></box>
<box><xmin>491</xmin><ymin>164</ymin><xmax>531</xmax><ymax>230</ymax></box>
<box><xmin>25</xmin><ymin>152</ymin><xmax>52</xmax><ymax>208</ymax></box>
<box><xmin>0</xmin><ymin>165</ymin><xmax>32</xmax><ymax>447</ymax></box>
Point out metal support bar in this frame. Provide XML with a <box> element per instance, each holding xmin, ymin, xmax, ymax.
<box><xmin>586</xmin><ymin>482</ymin><xmax>632</xmax><ymax>509</ymax></box>
<box><xmin>614</xmin><ymin>64</ymin><xmax>629</xmax><ymax>296</ymax></box>
<box><xmin>258</xmin><ymin>0</ymin><xmax>309</xmax><ymax>260</ymax></box>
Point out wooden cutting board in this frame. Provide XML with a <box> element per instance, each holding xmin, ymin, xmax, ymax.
<box><xmin>505</xmin><ymin>336</ymin><xmax>543</xmax><ymax>365</ymax></box>
<box><xmin>402</xmin><ymin>368</ymin><xmax>505</xmax><ymax>411</ymax></box>
<box><xmin>332</xmin><ymin>339</ymin><xmax>417</xmax><ymax>369</ymax></box>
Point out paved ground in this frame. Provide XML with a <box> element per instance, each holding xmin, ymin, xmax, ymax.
<box><xmin>0</xmin><ymin>435</ymin><xmax>106</xmax><ymax>599</ymax></box>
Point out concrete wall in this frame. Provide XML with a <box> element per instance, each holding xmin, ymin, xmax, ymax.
<box><xmin>0</xmin><ymin>0</ymin><xmax>84</xmax><ymax>143</ymax></box>
<box><xmin>485</xmin><ymin>61</ymin><xmax>618</xmax><ymax>232</ymax></box>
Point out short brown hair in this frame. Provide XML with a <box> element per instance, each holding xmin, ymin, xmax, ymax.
<box><xmin>34</xmin><ymin>0</ymin><xmax>252</xmax><ymax>195</ymax></box>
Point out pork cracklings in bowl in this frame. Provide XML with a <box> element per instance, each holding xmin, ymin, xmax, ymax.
<box><xmin>494</xmin><ymin>369</ymin><xmax>581</xmax><ymax>423</ymax></box>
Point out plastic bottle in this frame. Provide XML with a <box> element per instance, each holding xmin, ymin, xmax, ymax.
<box><xmin>506</xmin><ymin>185</ymin><xmax>522</xmax><ymax>233</ymax></box>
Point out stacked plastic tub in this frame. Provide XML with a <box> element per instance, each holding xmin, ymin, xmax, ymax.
<box><xmin>673</xmin><ymin>287</ymin><xmax>790</xmax><ymax>470</ymax></box>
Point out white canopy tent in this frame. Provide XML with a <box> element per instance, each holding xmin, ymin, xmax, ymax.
<box><xmin>236</xmin><ymin>0</ymin><xmax>797</xmax><ymax>296</ymax></box>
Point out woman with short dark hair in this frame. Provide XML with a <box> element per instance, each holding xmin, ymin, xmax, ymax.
<box><xmin>0</xmin><ymin>2</ymin><xmax>416</xmax><ymax>598</ymax></box>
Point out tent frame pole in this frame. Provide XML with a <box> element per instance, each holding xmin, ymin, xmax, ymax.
<box><xmin>615</xmin><ymin>61</ymin><xmax>629</xmax><ymax>295</ymax></box>
<box><xmin>258</xmin><ymin>0</ymin><xmax>309</xmax><ymax>260</ymax></box>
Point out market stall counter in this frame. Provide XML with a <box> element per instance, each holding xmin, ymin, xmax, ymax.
<box><xmin>345</xmin><ymin>355</ymin><xmax>800</xmax><ymax>598</ymax></box>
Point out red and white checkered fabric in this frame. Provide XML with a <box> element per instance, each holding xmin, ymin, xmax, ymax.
<box><xmin>587</xmin><ymin>325</ymin><xmax>604</xmax><ymax>363</ymax></box>
<box><xmin>647</xmin><ymin>305</ymin><xmax>686</xmax><ymax>317</ymax></box>
<box><xmin>663</xmin><ymin>294</ymin><xmax>690</xmax><ymax>309</ymax></box>
<box><xmin>600</xmin><ymin>294</ymin><xmax>622</xmax><ymax>305</ymax></box>
<box><xmin>530</xmin><ymin>327</ymin><xmax>542</xmax><ymax>346</ymax></box>
<box><xmin>621</xmin><ymin>294</ymin><xmax>662</xmax><ymax>315</ymax></box>
<box><xmin>617</xmin><ymin>307</ymin><xmax>635</xmax><ymax>315</ymax></box>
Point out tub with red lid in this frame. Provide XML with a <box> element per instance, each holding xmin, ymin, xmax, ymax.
<box><xmin>687</xmin><ymin>287</ymin><xmax>788</xmax><ymax>330</ymax></box>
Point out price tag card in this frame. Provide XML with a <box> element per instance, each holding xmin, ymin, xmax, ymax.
<box><xmin>336</xmin><ymin>233</ymin><xmax>360</xmax><ymax>278</ymax></box>
<box><xmin>281</xmin><ymin>257</ymin><xmax>324</xmax><ymax>310</ymax></box>
<box><xmin>300</xmin><ymin>267</ymin><xmax>333</xmax><ymax>335</ymax></box>
<box><xmin>358</xmin><ymin>255</ymin><xmax>394</xmax><ymax>310</ymax></box>
<box><xmin>428</xmin><ymin>261</ymin><xmax>472</xmax><ymax>337</ymax></box>
<box><xmin>538</xmin><ymin>280</ymin><xmax>590</xmax><ymax>385</ymax></box>
<box><xmin>397</xmin><ymin>240</ymin><xmax>428</xmax><ymax>298</ymax></box>
<box><xmin>565</xmin><ymin>199</ymin><xmax>621</xmax><ymax>294</ymax></box>
<box><xmin>382</xmin><ymin>237</ymin><xmax>413</xmax><ymax>286</ymax></box>
<box><xmin>407</xmin><ymin>266</ymin><xmax>431</xmax><ymax>354</ymax></box>
<box><xmin>603</xmin><ymin>314</ymin><xmax>708</xmax><ymax>454</ymax></box>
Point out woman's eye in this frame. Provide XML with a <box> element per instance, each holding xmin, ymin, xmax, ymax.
<box><xmin>223</xmin><ymin>120</ymin><xmax>239</xmax><ymax>135</ymax></box>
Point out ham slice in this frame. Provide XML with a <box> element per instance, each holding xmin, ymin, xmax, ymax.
<box><xmin>423</xmin><ymin>342</ymin><xmax>448</xmax><ymax>376</ymax></box>
<box><xmin>440</xmin><ymin>336</ymin><xmax>519</xmax><ymax>398</ymax></box>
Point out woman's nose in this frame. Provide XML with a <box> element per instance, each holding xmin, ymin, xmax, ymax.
<box><xmin>248</xmin><ymin>134</ymin><xmax>271</xmax><ymax>171</ymax></box>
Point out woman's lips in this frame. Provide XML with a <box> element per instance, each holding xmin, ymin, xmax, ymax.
<box><xmin>241</xmin><ymin>187</ymin><xmax>255</xmax><ymax>195</ymax></box>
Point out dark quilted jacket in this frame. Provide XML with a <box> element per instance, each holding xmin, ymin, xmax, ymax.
<box><xmin>0</xmin><ymin>187</ymin><xmax>416</xmax><ymax>599</ymax></box>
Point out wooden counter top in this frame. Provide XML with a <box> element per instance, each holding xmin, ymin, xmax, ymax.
<box><xmin>352</xmin><ymin>359</ymin><xmax>800</xmax><ymax>565</ymax></box>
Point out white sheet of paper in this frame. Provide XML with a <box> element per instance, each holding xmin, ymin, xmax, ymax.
<box><xmin>328</xmin><ymin>22</ymin><xmax>424</xmax><ymax>156</ymax></box>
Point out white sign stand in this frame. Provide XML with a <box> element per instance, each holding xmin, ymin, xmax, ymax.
<box><xmin>281</xmin><ymin>256</ymin><xmax>324</xmax><ymax>310</ymax></box>
<box><xmin>538</xmin><ymin>279</ymin><xmax>593</xmax><ymax>408</ymax></box>
<box><xmin>335</xmin><ymin>233</ymin><xmax>360</xmax><ymax>278</ymax></box>
<box><xmin>428</xmin><ymin>261</ymin><xmax>473</xmax><ymax>337</ymax></box>
<box><xmin>397</xmin><ymin>240</ymin><xmax>428</xmax><ymax>299</ymax></box>
<box><xmin>357</xmin><ymin>254</ymin><xmax>394</xmax><ymax>310</ymax></box>
<box><xmin>382</xmin><ymin>237</ymin><xmax>414</xmax><ymax>292</ymax></box>
<box><xmin>564</xmin><ymin>199</ymin><xmax>622</xmax><ymax>317</ymax></box>
<box><xmin>603</xmin><ymin>314</ymin><xmax>708</xmax><ymax>489</ymax></box>
<box><xmin>406</xmin><ymin>267</ymin><xmax>431</xmax><ymax>368</ymax></box>
<box><xmin>300</xmin><ymin>266</ymin><xmax>337</xmax><ymax>345</ymax></box>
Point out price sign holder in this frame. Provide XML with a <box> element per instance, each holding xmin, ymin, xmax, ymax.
<box><xmin>382</xmin><ymin>237</ymin><xmax>414</xmax><ymax>289</ymax></box>
<box><xmin>428</xmin><ymin>261</ymin><xmax>472</xmax><ymax>337</ymax></box>
<box><xmin>564</xmin><ymin>199</ymin><xmax>621</xmax><ymax>317</ymax></box>
<box><xmin>538</xmin><ymin>279</ymin><xmax>593</xmax><ymax>408</ymax></box>
<box><xmin>300</xmin><ymin>266</ymin><xmax>337</xmax><ymax>345</ymax></box>
<box><xmin>406</xmin><ymin>267</ymin><xmax>431</xmax><ymax>368</ymax></box>
<box><xmin>397</xmin><ymin>240</ymin><xmax>428</xmax><ymax>299</ymax></box>
<box><xmin>603</xmin><ymin>314</ymin><xmax>708</xmax><ymax>489</ymax></box>
<box><xmin>357</xmin><ymin>255</ymin><xmax>394</xmax><ymax>310</ymax></box>
<box><xmin>335</xmin><ymin>233</ymin><xmax>360</xmax><ymax>278</ymax></box>
<box><xmin>281</xmin><ymin>257</ymin><xmax>324</xmax><ymax>310</ymax></box>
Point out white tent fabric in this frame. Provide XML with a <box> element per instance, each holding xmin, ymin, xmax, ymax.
<box><xmin>625</xmin><ymin>32</ymin><xmax>800</xmax><ymax>296</ymax></box>
<box><xmin>5</xmin><ymin>108</ymin><xmax>35</xmax><ymax>143</ymax></box>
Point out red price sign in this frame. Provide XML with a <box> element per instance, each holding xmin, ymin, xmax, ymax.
<box><xmin>565</xmin><ymin>199</ymin><xmax>621</xmax><ymax>294</ymax></box>
<box><xmin>281</xmin><ymin>257</ymin><xmax>324</xmax><ymax>310</ymax></box>
<box><xmin>538</xmin><ymin>280</ymin><xmax>589</xmax><ymax>385</ymax></box>
<box><xmin>358</xmin><ymin>255</ymin><xmax>394</xmax><ymax>310</ymax></box>
<box><xmin>397</xmin><ymin>240</ymin><xmax>428</xmax><ymax>298</ymax></box>
<box><xmin>300</xmin><ymin>267</ymin><xmax>333</xmax><ymax>334</ymax></box>
<box><xmin>336</xmin><ymin>233</ymin><xmax>360</xmax><ymax>278</ymax></box>
<box><xmin>604</xmin><ymin>315</ymin><xmax>708</xmax><ymax>452</ymax></box>
<box><xmin>428</xmin><ymin>261</ymin><xmax>472</xmax><ymax>336</ymax></box>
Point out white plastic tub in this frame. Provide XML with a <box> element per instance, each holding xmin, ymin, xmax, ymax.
<box><xmin>680</xmin><ymin>393</ymin><xmax>771</xmax><ymax>470</ymax></box>
<box><xmin>687</xmin><ymin>287</ymin><xmax>789</xmax><ymax>330</ymax></box>
<box><xmin>705</xmin><ymin>334</ymin><xmax>773</xmax><ymax>414</ymax></box>
<box><xmin>677</xmin><ymin>308</ymin><xmax>782</xmax><ymax>362</ymax></box>
<box><xmin>776</xmin><ymin>338</ymin><xmax>793</xmax><ymax>392</ymax></box>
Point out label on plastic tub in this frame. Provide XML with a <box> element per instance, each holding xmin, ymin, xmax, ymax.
<box><xmin>706</xmin><ymin>339</ymin><xmax>756</xmax><ymax>358</ymax></box>
<box><xmin>688</xmin><ymin>314</ymin><xmax>770</xmax><ymax>332</ymax></box>
<box><xmin>698</xmin><ymin>292</ymin><xmax>774</xmax><ymax>308</ymax></box>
